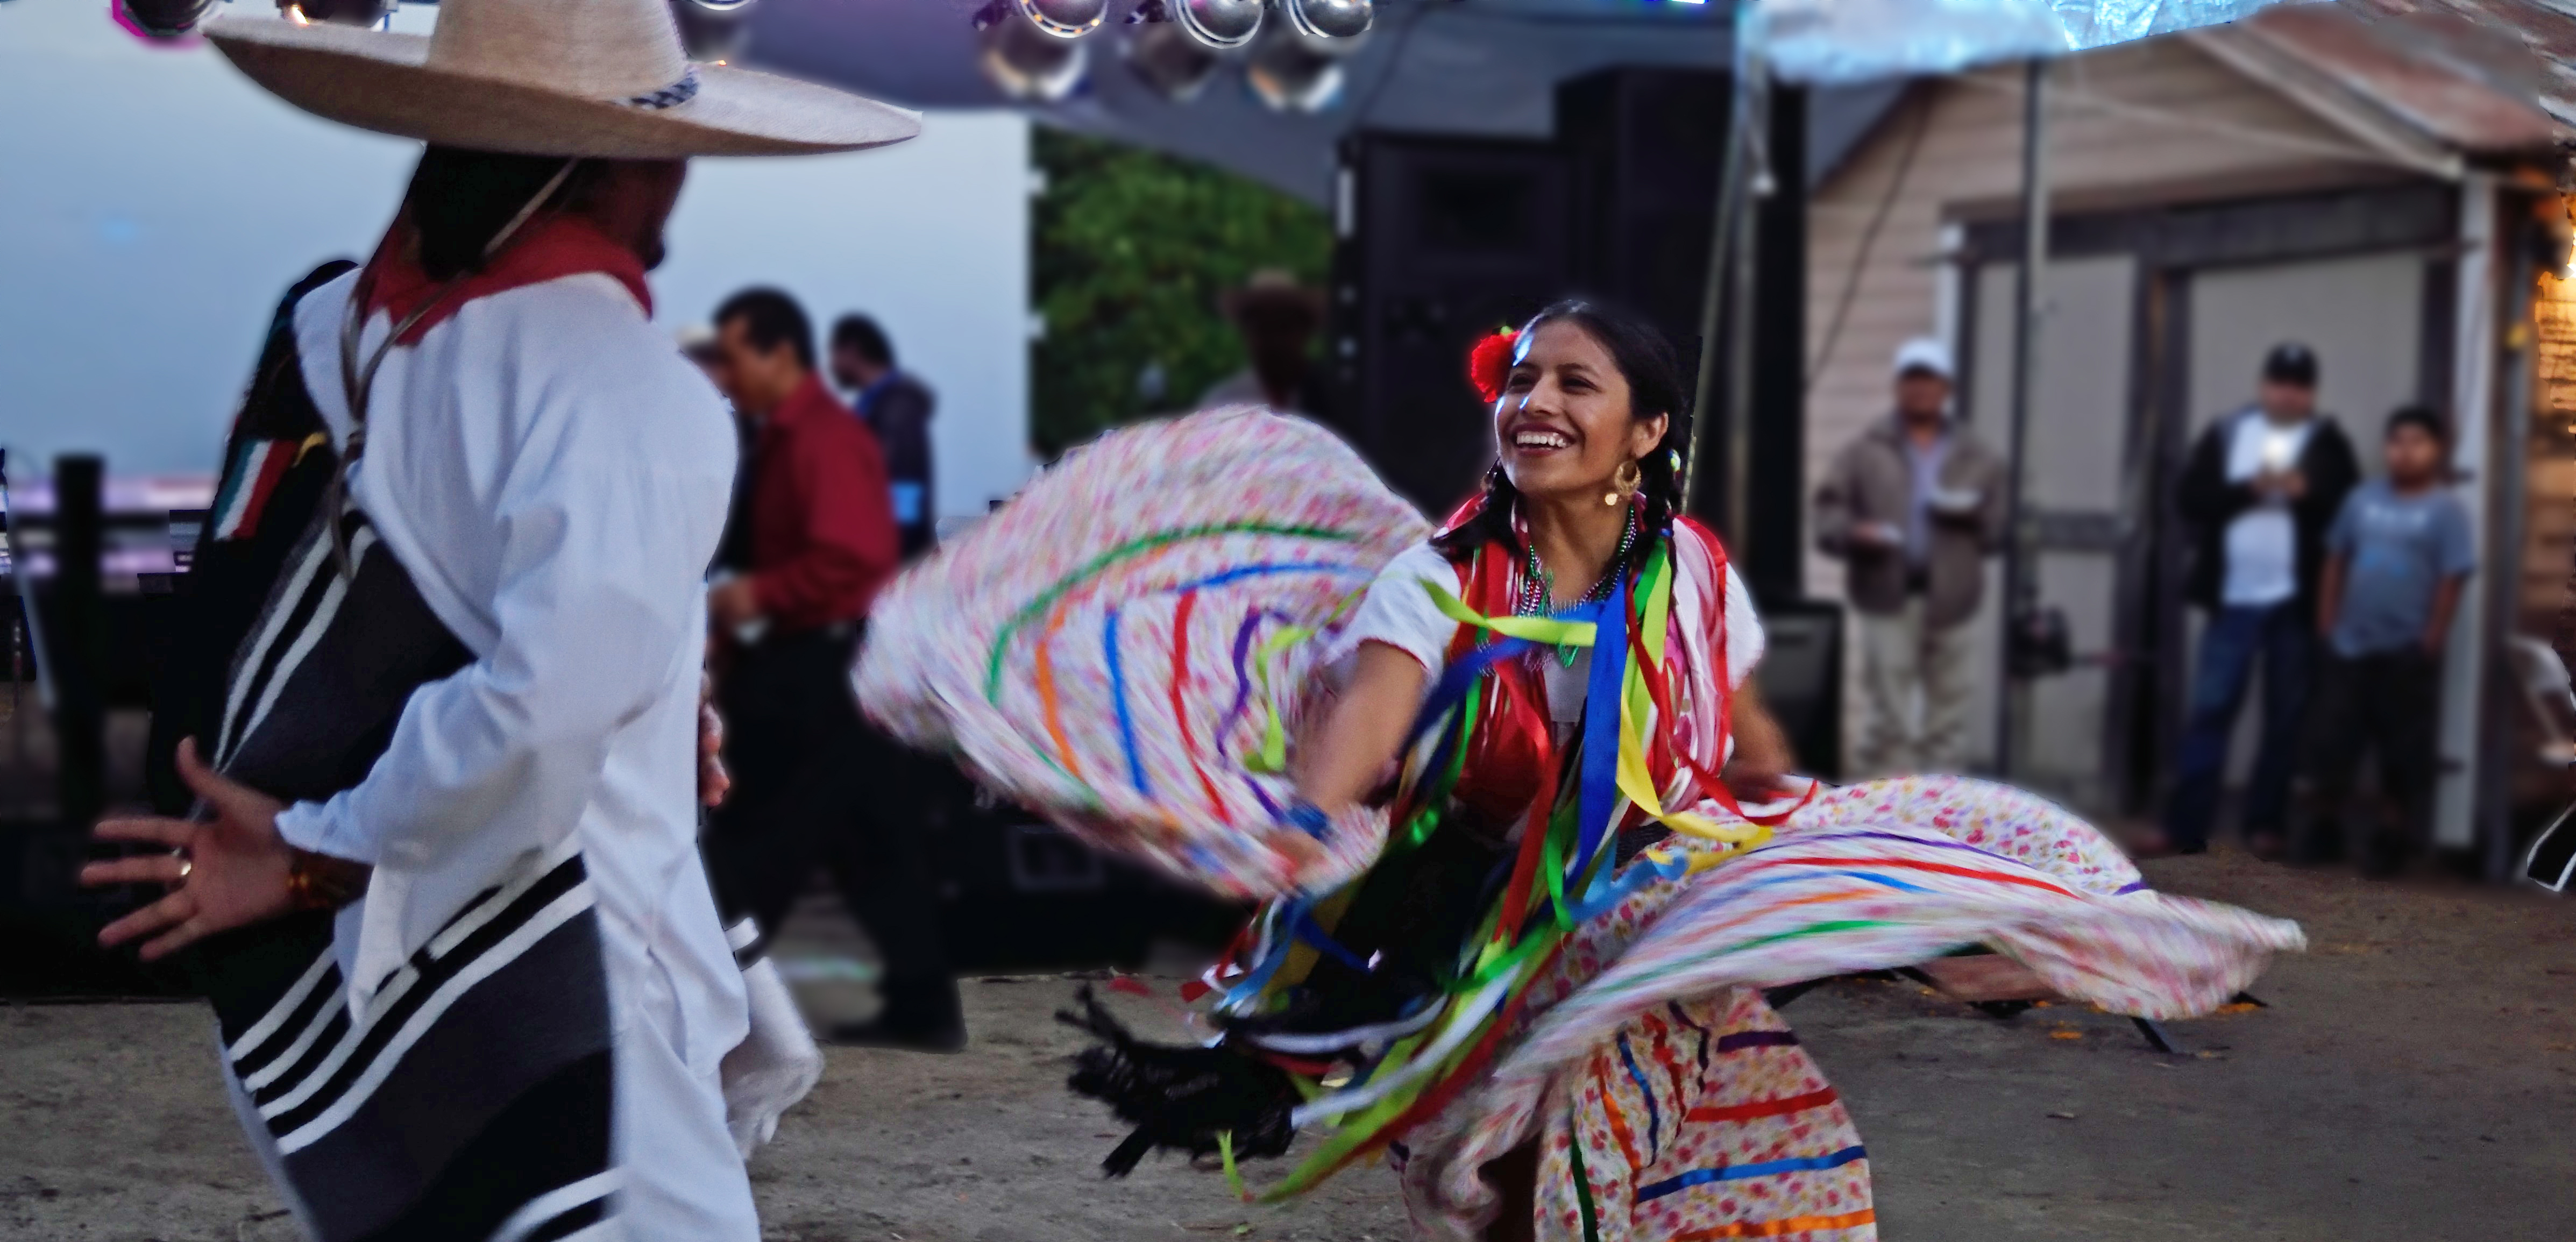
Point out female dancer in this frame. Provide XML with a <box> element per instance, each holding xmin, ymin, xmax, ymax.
<box><xmin>858</xmin><ymin>299</ymin><xmax>2298</xmax><ymax>1241</ymax></box>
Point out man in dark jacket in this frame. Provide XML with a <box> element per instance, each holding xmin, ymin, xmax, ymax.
<box><xmin>830</xmin><ymin>314</ymin><xmax>938</xmax><ymax>559</ymax></box>
<box><xmin>1813</xmin><ymin>338</ymin><xmax>2009</xmax><ymax>775</ymax></box>
<box><xmin>2151</xmin><ymin>343</ymin><xmax>2360</xmax><ymax>857</ymax></box>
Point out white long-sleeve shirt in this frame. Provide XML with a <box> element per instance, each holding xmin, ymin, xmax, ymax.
<box><xmin>280</xmin><ymin>268</ymin><xmax>746</xmax><ymax>1076</ymax></box>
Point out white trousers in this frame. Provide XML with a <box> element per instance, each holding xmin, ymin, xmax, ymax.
<box><xmin>1855</xmin><ymin>597</ymin><xmax>1976</xmax><ymax>776</ymax></box>
<box><xmin>614</xmin><ymin>948</ymin><xmax>761</xmax><ymax>1242</ymax></box>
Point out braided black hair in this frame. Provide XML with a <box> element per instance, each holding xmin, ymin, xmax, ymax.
<box><xmin>1433</xmin><ymin>299</ymin><xmax>1691</xmax><ymax>560</ymax></box>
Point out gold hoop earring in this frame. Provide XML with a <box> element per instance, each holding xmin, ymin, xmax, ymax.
<box><xmin>1606</xmin><ymin>458</ymin><xmax>1643</xmax><ymax>506</ymax></box>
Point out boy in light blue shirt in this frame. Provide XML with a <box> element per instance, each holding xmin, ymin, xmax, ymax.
<box><xmin>2300</xmin><ymin>406</ymin><xmax>2475</xmax><ymax>876</ymax></box>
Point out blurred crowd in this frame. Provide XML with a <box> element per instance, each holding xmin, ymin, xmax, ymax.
<box><xmin>1814</xmin><ymin>338</ymin><xmax>2475</xmax><ymax>879</ymax></box>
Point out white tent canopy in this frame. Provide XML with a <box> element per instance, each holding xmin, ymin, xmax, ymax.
<box><xmin>1758</xmin><ymin>0</ymin><xmax>2315</xmax><ymax>83</ymax></box>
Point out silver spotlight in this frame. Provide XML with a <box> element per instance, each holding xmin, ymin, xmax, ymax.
<box><xmin>1283</xmin><ymin>0</ymin><xmax>1372</xmax><ymax>41</ymax></box>
<box><xmin>974</xmin><ymin>1</ymin><xmax>1091</xmax><ymax>102</ymax></box>
<box><xmin>1173</xmin><ymin>0</ymin><xmax>1264</xmax><ymax>49</ymax></box>
<box><xmin>116</xmin><ymin>0</ymin><xmax>219</xmax><ymax>38</ymax></box>
<box><xmin>1246</xmin><ymin>19</ymin><xmax>1362</xmax><ymax>113</ymax></box>
<box><xmin>671</xmin><ymin>0</ymin><xmax>757</xmax><ymax>62</ymax></box>
<box><xmin>1019</xmin><ymin>0</ymin><xmax>1110</xmax><ymax>38</ymax></box>
<box><xmin>275</xmin><ymin>0</ymin><xmax>392</xmax><ymax>25</ymax></box>
<box><xmin>1123</xmin><ymin>1</ymin><xmax>1223</xmax><ymax>102</ymax></box>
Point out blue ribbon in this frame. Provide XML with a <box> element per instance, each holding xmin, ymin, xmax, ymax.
<box><xmin>1219</xmin><ymin>902</ymin><xmax>1302</xmax><ymax>1010</ymax></box>
<box><xmin>1104</xmin><ymin>608</ymin><xmax>1149</xmax><ymax>796</ymax></box>
<box><xmin>1570</xmin><ymin>575</ymin><xmax>1629</xmax><ymax>886</ymax></box>
<box><xmin>1294</xmin><ymin>907</ymin><xmax>1375</xmax><ymax>974</ymax></box>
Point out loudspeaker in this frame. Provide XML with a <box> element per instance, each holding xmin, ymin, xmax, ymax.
<box><xmin>922</xmin><ymin>762</ymin><xmax>1250</xmax><ymax>972</ymax></box>
<box><xmin>1330</xmin><ymin>134</ymin><xmax>1573</xmax><ymax>515</ymax></box>
<box><xmin>1557</xmin><ymin>68</ymin><xmax>1731</xmax><ymax>352</ymax></box>
<box><xmin>1751</xmin><ymin>599</ymin><xmax>1843</xmax><ymax>783</ymax></box>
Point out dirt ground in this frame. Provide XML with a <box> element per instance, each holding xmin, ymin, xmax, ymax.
<box><xmin>3</xmin><ymin>847</ymin><xmax>2569</xmax><ymax>1241</ymax></box>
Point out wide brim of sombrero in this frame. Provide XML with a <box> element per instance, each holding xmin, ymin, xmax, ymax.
<box><xmin>205</xmin><ymin>16</ymin><xmax>920</xmax><ymax>159</ymax></box>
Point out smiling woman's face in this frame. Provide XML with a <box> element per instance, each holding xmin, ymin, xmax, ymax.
<box><xmin>1495</xmin><ymin>319</ymin><xmax>1667</xmax><ymax>506</ymax></box>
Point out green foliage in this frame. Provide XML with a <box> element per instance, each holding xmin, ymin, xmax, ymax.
<box><xmin>1031</xmin><ymin>126</ymin><xmax>1332</xmax><ymax>457</ymax></box>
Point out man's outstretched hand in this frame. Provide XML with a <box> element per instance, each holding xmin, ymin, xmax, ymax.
<box><xmin>81</xmin><ymin>738</ymin><xmax>297</xmax><ymax>962</ymax></box>
<box><xmin>699</xmin><ymin>672</ymin><xmax>731</xmax><ymax>809</ymax></box>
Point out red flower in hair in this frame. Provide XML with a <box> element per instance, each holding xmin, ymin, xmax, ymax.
<box><xmin>1468</xmin><ymin>328</ymin><xmax>1519</xmax><ymax>404</ymax></box>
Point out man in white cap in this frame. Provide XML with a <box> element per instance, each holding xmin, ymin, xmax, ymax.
<box><xmin>1813</xmin><ymin>337</ymin><xmax>2007</xmax><ymax>775</ymax></box>
<box><xmin>76</xmin><ymin>3</ymin><xmax>916</xmax><ymax>1239</ymax></box>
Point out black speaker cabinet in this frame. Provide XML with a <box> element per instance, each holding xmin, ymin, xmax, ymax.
<box><xmin>1751</xmin><ymin>598</ymin><xmax>1844</xmax><ymax>783</ymax></box>
<box><xmin>1331</xmin><ymin>134</ymin><xmax>1573</xmax><ymax>516</ymax></box>
<box><xmin>921</xmin><ymin>761</ymin><xmax>1250</xmax><ymax>973</ymax></box>
<box><xmin>1557</xmin><ymin>68</ymin><xmax>1731</xmax><ymax>353</ymax></box>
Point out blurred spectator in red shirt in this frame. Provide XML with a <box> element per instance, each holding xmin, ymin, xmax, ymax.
<box><xmin>702</xmin><ymin>287</ymin><xmax>961</xmax><ymax>1051</ymax></box>
<box><xmin>708</xmin><ymin>297</ymin><xmax>895</xmax><ymax>634</ymax></box>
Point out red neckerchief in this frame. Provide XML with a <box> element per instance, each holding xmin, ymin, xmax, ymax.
<box><xmin>358</xmin><ymin>213</ymin><xmax>652</xmax><ymax>346</ymax></box>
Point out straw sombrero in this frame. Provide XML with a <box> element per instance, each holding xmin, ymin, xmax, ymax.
<box><xmin>205</xmin><ymin>0</ymin><xmax>919</xmax><ymax>158</ymax></box>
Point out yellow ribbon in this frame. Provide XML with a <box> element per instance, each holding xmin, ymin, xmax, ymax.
<box><xmin>1421</xmin><ymin>579</ymin><xmax>1599</xmax><ymax>647</ymax></box>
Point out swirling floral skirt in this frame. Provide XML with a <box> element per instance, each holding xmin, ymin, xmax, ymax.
<box><xmin>1388</xmin><ymin>775</ymin><xmax>2303</xmax><ymax>1241</ymax></box>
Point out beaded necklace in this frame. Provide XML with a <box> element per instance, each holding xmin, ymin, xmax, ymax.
<box><xmin>1514</xmin><ymin>502</ymin><xmax>1641</xmax><ymax>666</ymax></box>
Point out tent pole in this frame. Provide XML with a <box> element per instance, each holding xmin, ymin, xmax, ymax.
<box><xmin>1684</xmin><ymin>0</ymin><xmax>1759</xmax><ymax>526</ymax></box>
<box><xmin>1995</xmin><ymin>56</ymin><xmax>2049</xmax><ymax>778</ymax></box>
<box><xmin>1724</xmin><ymin>69</ymin><xmax>1770</xmax><ymax>551</ymax></box>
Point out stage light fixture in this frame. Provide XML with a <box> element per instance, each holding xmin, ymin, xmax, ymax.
<box><xmin>671</xmin><ymin>0</ymin><xmax>757</xmax><ymax>62</ymax></box>
<box><xmin>1019</xmin><ymin>0</ymin><xmax>1110</xmax><ymax>38</ymax></box>
<box><xmin>1283</xmin><ymin>0</ymin><xmax>1371</xmax><ymax>41</ymax></box>
<box><xmin>1173</xmin><ymin>0</ymin><xmax>1264</xmax><ymax>49</ymax></box>
<box><xmin>1123</xmin><ymin>0</ymin><xmax>1224</xmax><ymax>102</ymax></box>
<box><xmin>275</xmin><ymin>0</ymin><xmax>391</xmax><ymax>25</ymax></box>
<box><xmin>1245</xmin><ymin>19</ymin><xmax>1360</xmax><ymax>113</ymax></box>
<box><xmin>974</xmin><ymin>1</ymin><xmax>1092</xmax><ymax>102</ymax></box>
<box><xmin>116</xmin><ymin>0</ymin><xmax>219</xmax><ymax>38</ymax></box>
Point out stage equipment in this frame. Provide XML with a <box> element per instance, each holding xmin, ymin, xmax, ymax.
<box><xmin>1283</xmin><ymin>0</ymin><xmax>1371</xmax><ymax>41</ymax></box>
<box><xmin>671</xmin><ymin>0</ymin><xmax>757</xmax><ymax>61</ymax></box>
<box><xmin>1245</xmin><ymin>19</ymin><xmax>1360</xmax><ymax>112</ymax></box>
<box><xmin>1331</xmin><ymin>134</ymin><xmax>1573</xmax><ymax>512</ymax></box>
<box><xmin>115</xmin><ymin>0</ymin><xmax>218</xmax><ymax>37</ymax></box>
<box><xmin>1124</xmin><ymin>1</ymin><xmax>1225</xmax><ymax>101</ymax></box>
<box><xmin>278</xmin><ymin>0</ymin><xmax>392</xmax><ymax>25</ymax></box>
<box><xmin>974</xmin><ymin>0</ymin><xmax>1093</xmax><ymax>102</ymax></box>
<box><xmin>1017</xmin><ymin>0</ymin><xmax>1111</xmax><ymax>38</ymax></box>
<box><xmin>1173</xmin><ymin>0</ymin><xmax>1264</xmax><ymax>48</ymax></box>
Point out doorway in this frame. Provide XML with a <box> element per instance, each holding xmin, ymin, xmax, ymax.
<box><xmin>1957</xmin><ymin>182</ymin><xmax>2460</xmax><ymax>818</ymax></box>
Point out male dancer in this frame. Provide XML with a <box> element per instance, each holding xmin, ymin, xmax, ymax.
<box><xmin>79</xmin><ymin>3</ymin><xmax>916</xmax><ymax>1238</ymax></box>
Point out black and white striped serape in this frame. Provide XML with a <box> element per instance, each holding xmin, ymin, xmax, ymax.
<box><xmin>2524</xmin><ymin>801</ymin><xmax>2575</xmax><ymax>895</ymax></box>
<box><xmin>180</xmin><ymin>377</ymin><xmax>619</xmax><ymax>1240</ymax></box>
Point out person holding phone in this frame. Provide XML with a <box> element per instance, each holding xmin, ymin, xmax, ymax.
<box><xmin>2155</xmin><ymin>343</ymin><xmax>2361</xmax><ymax>858</ymax></box>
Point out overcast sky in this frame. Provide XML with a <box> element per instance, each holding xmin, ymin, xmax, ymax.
<box><xmin>0</xmin><ymin>1</ymin><xmax>1033</xmax><ymax>517</ymax></box>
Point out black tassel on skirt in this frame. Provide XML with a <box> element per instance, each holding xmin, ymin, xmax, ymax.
<box><xmin>1056</xmin><ymin>985</ymin><xmax>1300</xmax><ymax>1176</ymax></box>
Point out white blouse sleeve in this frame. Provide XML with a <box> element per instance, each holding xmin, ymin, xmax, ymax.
<box><xmin>1721</xmin><ymin>563</ymin><xmax>1765</xmax><ymax>690</ymax></box>
<box><xmin>1330</xmin><ymin>542</ymin><xmax>1462</xmax><ymax>679</ymax></box>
